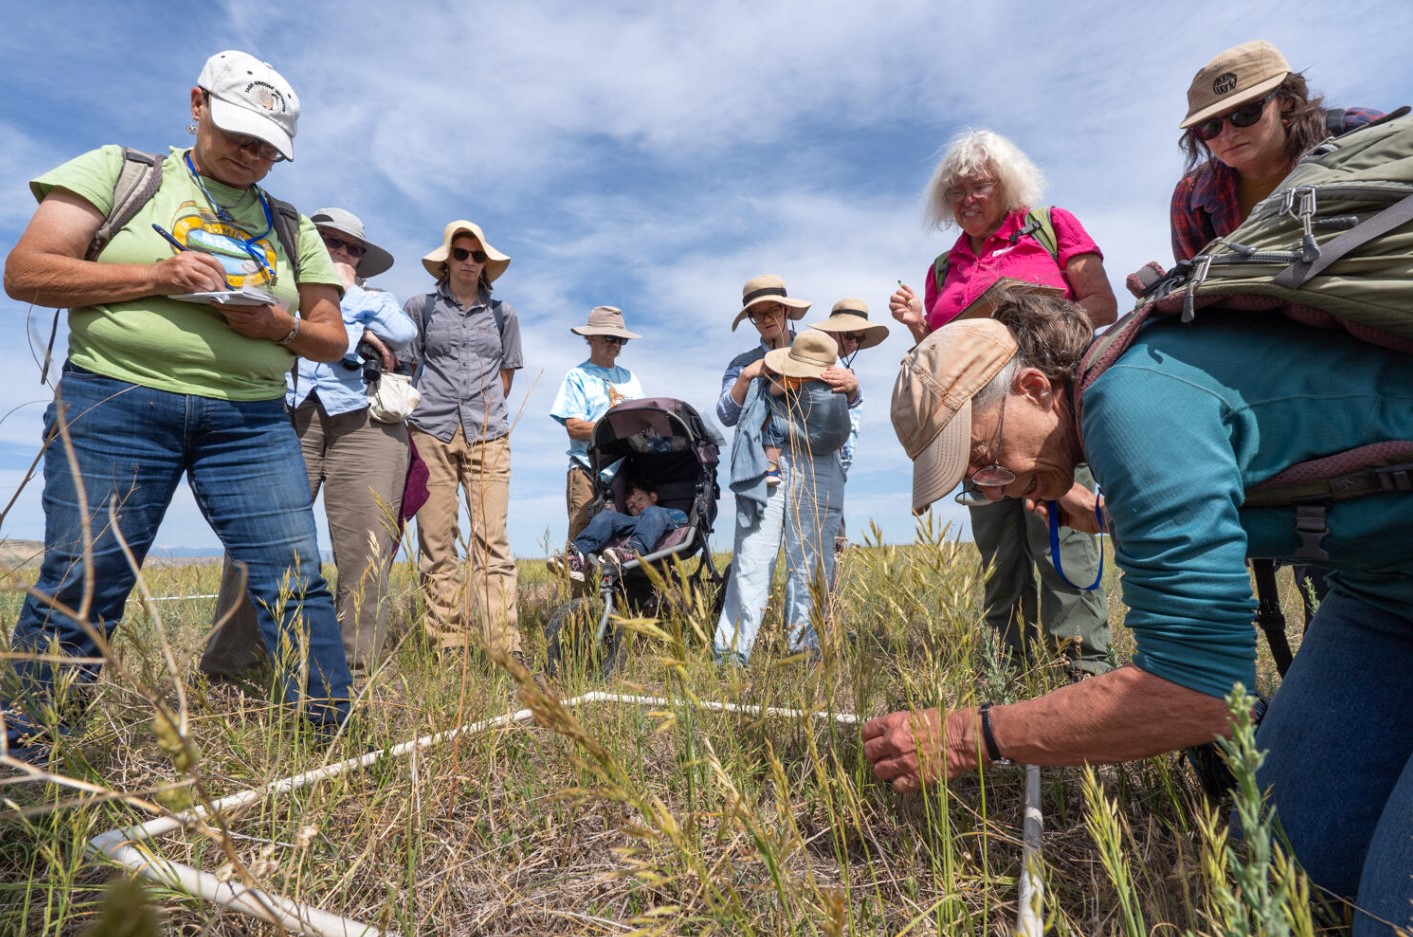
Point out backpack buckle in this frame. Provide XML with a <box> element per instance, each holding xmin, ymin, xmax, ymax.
<box><xmin>1282</xmin><ymin>186</ymin><xmax>1321</xmax><ymax>263</ymax></box>
<box><xmin>1293</xmin><ymin>504</ymin><xmax>1331</xmax><ymax>561</ymax></box>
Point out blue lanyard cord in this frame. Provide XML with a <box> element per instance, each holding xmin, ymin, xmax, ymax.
<box><xmin>1046</xmin><ymin>485</ymin><xmax>1105</xmax><ymax>591</ymax></box>
<box><xmin>182</xmin><ymin>151</ymin><xmax>277</xmax><ymax>283</ymax></box>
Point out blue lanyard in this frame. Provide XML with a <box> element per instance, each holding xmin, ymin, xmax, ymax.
<box><xmin>1046</xmin><ymin>485</ymin><xmax>1105</xmax><ymax>591</ymax></box>
<box><xmin>183</xmin><ymin>151</ymin><xmax>277</xmax><ymax>283</ymax></box>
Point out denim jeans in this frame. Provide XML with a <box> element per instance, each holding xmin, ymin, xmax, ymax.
<box><xmin>573</xmin><ymin>505</ymin><xmax>677</xmax><ymax>557</ymax></box>
<box><xmin>5</xmin><ymin>364</ymin><xmax>351</xmax><ymax>752</ymax></box>
<box><xmin>714</xmin><ymin>448</ymin><xmax>844</xmax><ymax>661</ymax></box>
<box><xmin>1254</xmin><ymin>589</ymin><xmax>1411</xmax><ymax>935</ymax></box>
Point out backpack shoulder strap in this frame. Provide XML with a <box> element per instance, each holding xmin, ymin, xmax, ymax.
<box><xmin>489</xmin><ymin>297</ymin><xmax>506</xmax><ymax>338</ymax></box>
<box><xmin>1070</xmin><ymin>303</ymin><xmax>1155</xmax><ymax>452</ymax></box>
<box><xmin>1008</xmin><ymin>206</ymin><xmax>1060</xmax><ymax>260</ymax></box>
<box><xmin>264</xmin><ymin>194</ymin><xmax>303</xmax><ymax>282</ymax></box>
<box><xmin>931</xmin><ymin>249</ymin><xmax>952</xmax><ymax>296</ymax></box>
<box><xmin>88</xmin><ymin>148</ymin><xmax>165</xmax><ymax>260</ymax></box>
<box><xmin>48</xmin><ymin>148</ymin><xmax>165</xmax><ymax>383</ymax></box>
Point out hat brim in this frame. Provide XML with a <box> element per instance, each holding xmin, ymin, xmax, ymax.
<box><xmin>313</xmin><ymin>220</ymin><xmax>394</xmax><ymax>278</ymax></box>
<box><xmin>763</xmin><ymin>345</ymin><xmax>832</xmax><ymax>379</ymax></box>
<box><xmin>810</xmin><ymin>317</ymin><xmax>889</xmax><ymax>350</ymax></box>
<box><xmin>732</xmin><ymin>295</ymin><xmax>811</xmax><ymax>331</ymax></box>
<box><xmin>571</xmin><ymin>325</ymin><xmax>642</xmax><ymax>339</ymax></box>
<box><xmin>207</xmin><ymin>94</ymin><xmax>294</xmax><ymax>161</ymax></box>
<box><xmin>1179</xmin><ymin>72</ymin><xmax>1286</xmax><ymax>128</ymax></box>
<box><xmin>421</xmin><ymin>223</ymin><xmax>512</xmax><ymax>282</ymax></box>
<box><xmin>910</xmin><ymin>397</ymin><xmax>971</xmax><ymax>514</ymax></box>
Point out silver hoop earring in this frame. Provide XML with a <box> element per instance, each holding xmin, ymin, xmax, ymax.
<box><xmin>186</xmin><ymin>122</ymin><xmax>198</xmax><ymax>135</ymax></box>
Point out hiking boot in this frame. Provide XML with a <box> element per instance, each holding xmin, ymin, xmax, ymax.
<box><xmin>549</xmin><ymin>547</ymin><xmax>588</xmax><ymax>582</ymax></box>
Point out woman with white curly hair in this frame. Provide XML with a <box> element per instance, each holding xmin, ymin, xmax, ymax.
<box><xmin>888</xmin><ymin>129</ymin><xmax>1117</xmax><ymax>676</ymax></box>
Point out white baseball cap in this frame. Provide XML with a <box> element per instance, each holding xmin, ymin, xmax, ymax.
<box><xmin>197</xmin><ymin>50</ymin><xmax>301</xmax><ymax>161</ymax></box>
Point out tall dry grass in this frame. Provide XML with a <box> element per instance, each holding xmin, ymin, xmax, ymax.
<box><xmin>0</xmin><ymin>517</ymin><xmax>1328</xmax><ymax>936</ymax></box>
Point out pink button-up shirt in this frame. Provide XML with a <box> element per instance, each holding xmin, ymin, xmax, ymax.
<box><xmin>922</xmin><ymin>206</ymin><xmax>1101</xmax><ymax>331</ymax></box>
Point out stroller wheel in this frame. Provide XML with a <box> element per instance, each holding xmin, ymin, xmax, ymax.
<box><xmin>544</xmin><ymin>595</ymin><xmax>628</xmax><ymax>679</ymax></box>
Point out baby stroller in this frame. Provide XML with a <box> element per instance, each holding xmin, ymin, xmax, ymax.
<box><xmin>545</xmin><ymin>397</ymin><xmax>725</xmax><ymax>677</ymax></box>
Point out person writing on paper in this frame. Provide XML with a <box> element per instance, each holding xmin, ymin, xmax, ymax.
<box><xmin>1</xmin><ymin>50</ymin><xmax>352</xmax><ymax>759</ymax></box>
<box><xmin>203</xmin><ymin>208</ymin><xmax>416</xmax><ymax>681</ymax></box>
<box><xmin>887</xmin><ymin>130</ymin><xmax>1116</xmax><ymax>676</ymax></box>
<box><xmin>865</xmin><ymin>293</ymin><xmax>1413</xmax><ymax>936</ymax></box>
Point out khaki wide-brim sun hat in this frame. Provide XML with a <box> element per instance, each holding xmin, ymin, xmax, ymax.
<box><xmin>1180</xmin><ymin>39</ymin><xmax>1291</xmax><ymax>129</ymax></box>
<box><xmin>891</xmin><ymin>318</ymin><xmax>1018</xmax><ymax>514</ymax></box>
<box><xmin>570</xmin><ymin>305</ymin><xmax>641</xmax><ymax>340</ymax></box>
<box><xmin>421</xmin><ymin>220</ymin><xmax>511</xmax><ymax>282</ymax></box>
<box><xmin>310</xmin><ymin>207</ymin><xmax>395</xmax><ymax>278</ymax></box>
<box><xmin>808</xmin><ymin>298</ymin><xmax>890</xmax><ymax>350</ymax></box>
<box><xmin>763</xmin><ymin>330</ymin><xmax>838</xmax><ymax>380</ymax></box>
<box><xmin>731</xmin><ymin>274</ymin><xmax>811</xmax><ymax>331</ymax></box>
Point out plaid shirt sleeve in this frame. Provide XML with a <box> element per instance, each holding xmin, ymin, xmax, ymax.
<box><xmin>1168</xmin><ymin>106</ymin><xmax>1385</xmax><ymax>264</ymax></box>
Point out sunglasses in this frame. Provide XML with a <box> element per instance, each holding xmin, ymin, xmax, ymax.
<box><xmin>214</xmin><ymin>125</ymin><xmax>286</xmax><ymax>163</ymax></box>
<box><xmin>837</xmin><ymin>331</ymin><xmax>867</xmax><ymax>344</ymax></box>
<box><xmin>600</xmin><ymin>335</ymin><xmax>629</xmax><ymax>346</ymax></box>
<box><xmin>1192</xmin><ymin>91</ymin><xmax>1277</xmax><ymax>142</ymax></box>
<box><xmin>451</xmin><ymin>247</ymin><xmax>488</xmax><ymax>262</ymax></box>
<box><xmin>321</xmin><ymin>235</ymin><xmax>366</xmax><ymax>258</ymax></box>
<box><xmin>971</xmin><ymin>396</ymin><xmax>1016</xmax><ymax>488</ymax></box>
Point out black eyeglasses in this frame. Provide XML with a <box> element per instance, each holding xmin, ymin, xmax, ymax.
<box><xmin>601</xmin><ymin>335</ymin><xmax>629</xmax><ymax>346</ymax></box>
<box><xmin>971</xmin><ymin>396</ymin><xmax>1016</xmax><ymax>488</ymax></box>
<box><xmin>451</xmin><ymin>247</ymin><xmax>488</xmax><ymax>262</ymax></box>
<box><xmin>321</xmin><ymin>235</ymin><xmax>365</xmax><ymax>258</ymax></box>
<box><xmin>838</xmin><ymin>332</ymin><xmax>867</xmax><ymax>344</ymax></box>
<box><xmin>1192</xmin><ymin>91</ymin><xmax>1278</xmax><ymax>142</ymax></box>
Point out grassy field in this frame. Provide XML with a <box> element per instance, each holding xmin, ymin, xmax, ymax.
<box><xmin>0</xmin><ymin>521</ymin><xmax>1329</xmax><ymax>936</ymax></box>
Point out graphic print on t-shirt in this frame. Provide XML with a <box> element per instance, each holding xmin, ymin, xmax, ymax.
<box><xmin>169</xmin><ymin>200</ymin><xmax>277</xmax><ymax>288</ymax></box>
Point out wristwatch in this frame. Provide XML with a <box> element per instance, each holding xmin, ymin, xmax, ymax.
<box><xmin>979</xmin><ymin>703</ymin><xmax>1014</xmax><ymax>766</ymax></box>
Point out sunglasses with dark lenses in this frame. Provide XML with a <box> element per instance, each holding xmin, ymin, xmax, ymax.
<box><xmin>451</xmin><ymin>247</ymin><xmax>488</xmax><ymax>263</ymax></box>
<box><xmin>601</xmin><ymin>335</ymin><xmax>629</xmax><ymax>346</ymax></box>
<box><xmin>1192</xmin><ymin>91</ymin><xmax>1277</xmax><ymax>142</ymax></box>
<box><xmin>321</xmin><ymin>235</ymin><xmax>366</xmax><ymax>258</ymax></box>
<box><xmin>838</xmin><ymin>332</ymin><xmax>867</xmax><ymax>344</ymax></box>
<box><xmin>216</xmin><ymin>125</ymin><xmax>286</xmax><ymax>162</ymax></box>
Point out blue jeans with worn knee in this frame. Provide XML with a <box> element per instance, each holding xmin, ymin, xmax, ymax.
<box><xmin>714</xmin><ymin>448</ymin><xmax>843</xmax><ymax>661</ymax></box>
<box><xmin>1253</xmin><ymin>589</ymin><xmax>1411</xmax><ymax>935</ymax></box>
<box><xmin>5</xmin><ymin>364</ymin><xmax>351</xmax><ymax>750</ymax></box>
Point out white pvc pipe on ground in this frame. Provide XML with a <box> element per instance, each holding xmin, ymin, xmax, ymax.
<box><xmin>86</xmin><ymin>693</ymin><xmax>1042</xmax><ymax>936</ymax></box>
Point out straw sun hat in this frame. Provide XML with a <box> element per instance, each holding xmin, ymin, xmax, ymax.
<box><xmin>421</xmin><ymin>220</ymin><xmax>511</xmax><ymax>282</ymax></box>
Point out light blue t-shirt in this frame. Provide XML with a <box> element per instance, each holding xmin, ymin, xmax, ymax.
<box><xmin>1083</xmin><ymin>312</ymin><xmax>1413</xmax><ymax>699</ymax></box>
<box><xmin>550</xmin><ymin>361</ymin><xmax>644</xmax><ymax>468</ymax></box>
<box><xmin>289</xmin><ymin>283</ymin><xmax>418</xmax><ymax>415</ymax></box>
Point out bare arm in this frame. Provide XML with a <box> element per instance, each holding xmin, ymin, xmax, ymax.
<box><xmin>220</xmin><ymin>282</ymin><xmax>347</xmax><ymax>362</ymax></box>
<box><xmin>1065</xmin><ymin>252</ymin><xmax>1118</xmax><ymax>328</ymax></box>
<box><xmin>729</xmin><ymin>359</ymin><xmax>765</xmax><ymax>406</ymax></box>
<box><xmin>4</xmin><ymin>190</ymin><xmax>229</xmax><ymax>307</ymax></box>
<box><xmin>501</xmin><ymin>368</ymin><xmax>514</xmax><ymax>396</ymax></box>
<box><xmin>564</xmin><ymin>417</ymin><xmax>595</xmax><ymax>441</ymax></box>
<box><xmin>862</xmin><ymin>664</ymin><xmax>1233</xmax><ymax>791</ymax></box>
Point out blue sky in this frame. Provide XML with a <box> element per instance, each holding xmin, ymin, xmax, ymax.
<box><xmin>1</xmin><ymin>0</ymin><xmax>1408</xmax><ymax>558</ymax></box>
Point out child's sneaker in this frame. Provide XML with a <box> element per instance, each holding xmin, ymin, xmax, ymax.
<box><xmin>549</xmin><ymin>547</ymin><xmax>587</xmax><ymax>582</ymax></box>
<box><xmin>599</xmin><ymin>544</ymin><xmax>636</xmax><ymax>569</ymax></box>
<box><xmin>765</xmin><ymin>462</ymin><xmax>782</xmax><ymax>487</ymax></box>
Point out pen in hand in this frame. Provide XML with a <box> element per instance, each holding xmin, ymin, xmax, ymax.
<box><xmin>152</xmin><ymin>224</ymin><xmax>230</xmax><ymax>290</ymax></box>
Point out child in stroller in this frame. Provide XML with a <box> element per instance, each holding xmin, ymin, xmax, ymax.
<box><xmin>555</xmin><ymin>477</ymin><xmax>687</xmax><ymax>580</ymax></box>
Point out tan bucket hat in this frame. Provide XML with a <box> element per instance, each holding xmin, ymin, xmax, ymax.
<box><xmin>421</xmin><ymin>220</ymin><xmax>511</xmax><ymax>282</ymax></box>
<box><xmin>1180</xmin><ymin>40</ymin><xmax>1291</xmax><ymax>129</ymax></box>
<box><xmin>891</xmin><ymin>318</ymin><xmax>1018</xmax><ymax>514</ymax></box>
<box><xmin>310</xmin><ymin>208</ymin><xmax>394</xmax><ymax>278</ymax></box>
<box><xmin>763</xmin><ymin>330</ymin><xmax>838</xmax><ymax>380</ymax></box>
<box><xmin>732</xmin><ymin>274</ymin><xmax>811</xmax><ymax>331</ymax></box>
<box><xmin>808</xmin><ymin>298</ymin><xmax>889</xmax><ymax>349</ymax></box>
<box><xmin>570</xmin><ymin>305</ymin><xmax>641</xmax><ymax>339</ymax></box>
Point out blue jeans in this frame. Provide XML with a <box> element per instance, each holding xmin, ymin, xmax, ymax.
<box><xmin>715</xmin><ymin>447</ymin><xmax>844</xmax><ymax>661</ymax></box>
<box><xmin>573</xmin><ymin>505</ymin><xmax>677</xmax><ymax>557</ymax></box>
<box><xmin>1254</xmin><ymin>590</ymin><xmax>1411</xmax><ymax>934</ymax></box>
<box><xmin>6</xmin><ymin>365</ymin><xmax>351</xmax><ymax>751</ymax></box>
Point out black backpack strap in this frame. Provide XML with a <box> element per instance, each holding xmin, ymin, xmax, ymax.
<box><xmin>1249</xmin><ymin>560</ymin><xmax>1294</xmax><ymax>677</ymax></box>
<box><xmin>264</xmin><ymin>194</ymin><xmax>303</xmax><ymax>282</ymax></box>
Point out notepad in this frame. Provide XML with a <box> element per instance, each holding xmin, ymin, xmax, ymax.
<box><xmin>955</xmin><ymin>277</ymin><xmax>1066</xmax><ymax>321</ymax></box>
<box><xmin>170</xmin><ymin>286</ymin><xmax>278</xmax><ymax>307</ymax></box>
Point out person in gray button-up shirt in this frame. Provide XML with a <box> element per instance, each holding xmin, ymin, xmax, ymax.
<box><xmin>405</xmin><ymin>220</ymin><xmax>524</xmax><ymax>662</ymax></box>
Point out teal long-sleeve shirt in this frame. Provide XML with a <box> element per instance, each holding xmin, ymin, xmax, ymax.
<box><xmin>1082</xmin><ymin>312</ymin><xmax>1413</xmax><ymax>699</ymax></box>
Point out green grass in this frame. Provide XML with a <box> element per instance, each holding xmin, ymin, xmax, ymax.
<box><xmin>0</xmin><ymin>521</ymin><xmax>1327</xmax><ymax>936</ymax></box>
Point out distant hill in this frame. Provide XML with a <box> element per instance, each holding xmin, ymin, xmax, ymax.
<box><xmin>0</xmin><ymin>540</ymin><xmax>221</xmax><ymax>583</ymax></box>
